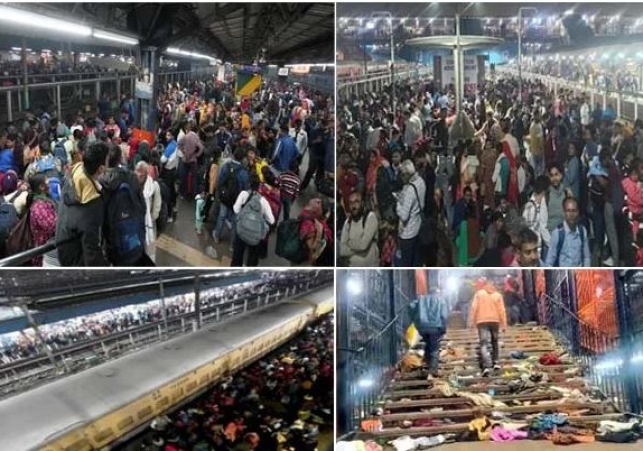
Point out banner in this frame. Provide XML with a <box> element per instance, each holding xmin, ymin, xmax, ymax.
<box><xmin>236</xmin><ymin>72</ymin><xmax>262</xmax><ymax>96</ymax></box>
<box><xmin>441</xmin><ymin>56</ymin><xmax>479</xmax><ymax>91</ymax></box>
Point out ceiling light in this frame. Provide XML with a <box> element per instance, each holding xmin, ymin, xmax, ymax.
<box><xmin>0</xmin><ymin>5</ymin><xmax>91</xmax><ymax>36</ymax></box>
<box><xmin>166</xmin><ymin>47</ymin><xmax>216</xmax><ymax>61</ymax></box>
<box><xmin>93</xmin><ymin>30</ymin><xmax>138</xmax><ymax>46</ymax></box>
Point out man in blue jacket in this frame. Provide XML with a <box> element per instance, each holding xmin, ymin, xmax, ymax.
<box><xmin>271</xmin><ymin>124</ymin><xmax>299</xmax><ymax>175</ymax></box>
<box><xmin>409</xmin><ymin>287</ymin><xmax>449</xmax><ymax>377</ymax></box>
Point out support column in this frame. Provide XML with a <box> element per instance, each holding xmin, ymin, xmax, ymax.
<box><xmin>603</xmin><ymin>92</ymin><xmax>607</xmax><ymax>110</ymax></box>
<box><xmin>95</xmin><ymin>80</ymin><xmax>101</xmax><ymax>103</ymax></box>
<box><xmin>21</xmin><ymin>38</ymin><xmax>29</xmax><ymax>111</ymax></box>
<box><xmin>159</xmin><ymin>277</ymin><xmax>168</xmax><ymax>336</ymax></box>
<box><xmin>194</xmin><ymin>275</ymin><xmax>202</xmax><ymax>329</ymax></box>
<box><xmin>56</xmin><ymin>84</ymin><xmax>61</xmax><ymax>120</ymax></box>
<box><xmin>6</xmin><ymin>91</ymin><xmax>12</xmax><ymax>123</ymax></box>
<box><xmin>116</xmin><ymin>77</ymin><xmax>121</xmax><ymax>101</ymax></box>
<box><xmin>19</xmin><ymin>303</ymin><xmax>68</xmax><ymax>371</ymax></box>
<box><xmin>138</xmin><ymin>47</ymin><xmax>160</xmax><ymax>131</ymax></box>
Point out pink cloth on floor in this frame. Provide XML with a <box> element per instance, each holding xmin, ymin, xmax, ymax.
<box><xmin>491</xmin><ymin>427</ymin><xmax>529</xmax><ymax>442</ymax></box>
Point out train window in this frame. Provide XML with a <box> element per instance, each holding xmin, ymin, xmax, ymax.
<box><xmin>92</xmin><ymin>428</ymin><xmax>114</xmax><ymax>443</ymax></box>
<box><xmin>117</xmin><ymin>416</ymin><xmax>135</xmax><ymax>431</ymax></box>
<box><xmin>64</xmin><ymin>438</ymin><xmax>92</xmax><ymax>451</ymax></box>
<box><xmin>137</xmin><ymin>406</ymin><xmax>153</xmax><ymax>420</ymax></box>
<box><xmin>156</xmin><ymin>397</ymin><xmax>169</xmax><ymax>409</ymax></box>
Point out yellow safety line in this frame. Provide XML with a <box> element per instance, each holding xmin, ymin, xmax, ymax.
<box><xmin>155</xmin><ymin>234</ymin><xmax>231</xmax><ymax>267</ymax></box>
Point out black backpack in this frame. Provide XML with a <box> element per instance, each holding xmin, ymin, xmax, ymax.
<box><xmin>218</xmin><ymin>163</ymin><xmax>241</xmax><ymax>208</ymax></box>
<box><xmin>156</xmin><ymin>179</ymin><xmax>171</xmax><ymax>235</ymax></box>
<box><xmin>106</xmin><ymin>181</ymin><xmax>146</xmax><ymax>265</ymax></box>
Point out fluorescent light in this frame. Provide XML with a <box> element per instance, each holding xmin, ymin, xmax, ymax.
<box><xmin>564</xmin><ymin>9</ymin><xmax>574</xmax><ymax>16</ymax></box>
<box><xmin>346</xmin><ymin>277</ymin><xmax>363</xmax><ymax>296</ymax></box>
<box><xmin>166</xmin><ymin>47</ymin><xmax>216</xmax><ymax>61</ymax></box>
<box><xmin>93</xmin><ymin>30</ymin><xmax>138</xmax><ymax>46</ymax></box>
<box><xmin>357</xmin><ymin>378</ymin><xmax>374</xmax><ymax>388</ymax></box>
<box><xmin>0</xmin><ymin>5</ymin><xmax>91</xmax><ymax>36</ymax></box>
<box><xmin>366</xmin><ymin>20</ymin><xmax>375</xmax><ymax>29</ymax></box>
<box><xmin>284</xmin><ymin>63</ymin><xmax>335</xmax><ymax>68</ymax></box>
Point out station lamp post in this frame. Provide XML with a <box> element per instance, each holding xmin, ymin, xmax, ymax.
<box><xmin>518</xmin><ymin>7</ymin><xmax>538</xmax><ymax>96</ymax></box>
<box><xmin>373</xmin><ymin>11</ymin><xmax>396</xmax><ymax>118</ymax></box>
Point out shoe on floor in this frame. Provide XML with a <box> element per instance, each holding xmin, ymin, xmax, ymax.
<box><xmin>167</xmin><ymin>217</ymin><xmax>174</xmax><ymax>223</ymax></box>
<box><xmin>212</xmin><ymin>231</ymin><xmax>220</xmax><ymax>244</ymax></box>
<box><xmin>482</xmin><ymin>368</ymin><xmax>491</xmax><ymax>377</ymax></box>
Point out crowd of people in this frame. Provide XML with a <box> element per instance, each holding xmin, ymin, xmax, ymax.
<box><xmin>140</xmin><ymin>314</ymin><xmax>334</xmax><ymax>451</ymax></box>
<box><xmin>0</xmin><ymin>276</ymin><xmax>305</xmax><ymax>365</ymax></box>
<box><xmin>338</xmin><ymin>70</ymin><xmax>643</xmax><ymax>267</ymax></box>
<box><xmin>521</xmin><ymin>58</ymin><xmax>641</xmax><ymax>93</ymax></box>
<box><xmin>0</xmin><ymin>70</ymin><xmax>335</xmax><ymax>267</ymax></box>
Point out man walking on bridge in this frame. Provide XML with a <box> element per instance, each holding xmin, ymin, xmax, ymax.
<box><xmin>409</xmin><ymin>287</ymin><xmax>448</xmax><ymax>378</ymax></box>
<box><xmin>468</xmin><ymin>278</ymin><xmax>507</xmax><ymax>377</ymax></box>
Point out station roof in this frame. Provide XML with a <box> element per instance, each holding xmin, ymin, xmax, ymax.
<box><xmin>2</xmin><ymin>3</ymin><xmax>334</xmax><ymax>64</ymax></box>
<box><xmin>337</xmin><ymin>3</ymin><xmax>643</xmax><ymax>19</ymax></box>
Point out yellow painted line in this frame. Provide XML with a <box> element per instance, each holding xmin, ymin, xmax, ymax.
<box><xmin>237</xmin><ymin>74</ymin><xmax>262</xmax><ymax>96</ymax></box>
<box><xmin>155</xmin><ymin>234</ymin><xmax>231</xmax><ymax>267</ymax></box>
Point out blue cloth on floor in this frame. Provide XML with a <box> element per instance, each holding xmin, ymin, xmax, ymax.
<box><xmin>531</xmin><ymin>414</ymin><xmax>568</xmax><ymax>432</ymax></box>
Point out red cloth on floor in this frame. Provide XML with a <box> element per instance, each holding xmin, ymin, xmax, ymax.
<box><xmin>539</xmin><ymin>352</ymin><xmax>562</xmax><ymax>366</ymax></box>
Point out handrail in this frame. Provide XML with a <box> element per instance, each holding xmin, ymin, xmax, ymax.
<box><xmin>0</xmin><ymin>241</ymin><xmax>56</xmax><ymax>267</ymax></box>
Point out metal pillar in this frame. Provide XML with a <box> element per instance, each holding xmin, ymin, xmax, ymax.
<box><xmin>95</xmin><ymin>80</ymin><xmax>101</xmax><ymax>102</ymax></box>
<box><xmin>159</xmin><ymin>277</ymin><xmax>168</xmax><ymax>336</ymax></box>
<box><xmin>116</xmin><ymin>77</ymin><xmax>121</xmax><ymax>101</ymax></box>
<box><xmin>6</xmin><ymin>92</ymin><xmax>12</xmax><ymax>122</ymax></box>
<box><xmin>139</xmin><ymin>47</ymin><xmax>160</xmax><ymax>131</ymax></box>
<box><xmin>21</xmin><ymin>38</ymin><xmax>29</xmax><ymax>111</ymax></box>
<box><xmin>454</xmin><ymin>14</ymin><xmax>462</xmax><ymax>111</ymax></box>
<box><xmin>56</xmin><ymin>85</ymin><xmax>61</xmax><ymax>120</ymax></box>
<box><xmin>390</xmin><ymin>18</ymin><xmax>396</xmax><ymax>118</ymax></box>
<box><xmin>194</xmin><ymin>275</ymin><xmax>202</xmax><ymax>329</ymax></box>
<box><xmin>19</xmin><ymin>303</ymin><xmax>68</xmax><ymax>371</ymax></box>
<box><xmin>617</xmin><ymin>95</ymin><xmax>622</xmax><ymax>118</ymax></box>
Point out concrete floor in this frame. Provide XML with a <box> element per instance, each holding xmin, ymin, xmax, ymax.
<box><xmin>155</xmin><ymin>151</ymin><xmax>329</xmax><ymax>267</ymax></box>
<box><xmin>384</xmin><ymin>441</ymin><xmax>642</xmax><ymax>451</ymax></box>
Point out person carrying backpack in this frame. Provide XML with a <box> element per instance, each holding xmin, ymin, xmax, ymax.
<box><xmin>545</xmin><ymin>197</ymin><xmax>591</xmax><ymax>267</ymax></box>
<box><xmin>231</xmin><ymin>173</ymin><xmax>274</xmax><ymax>266</ymax></box>
<box><xmin>101</xmin><ymin>144</ymin><xmax>147</xmax><ymax>266</ymax></box>
<box><xmin>213</xmin><ymin>147</ymin><xmax>249</xmax><ymax>244</ymax></box>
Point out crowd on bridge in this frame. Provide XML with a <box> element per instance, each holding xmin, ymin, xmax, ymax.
<box><xmin>142</xmin><ymin>314</ymin><xmax>334</xmax><ymax>451</ymax></box>
<box><xmin>338</xmin><ymin>69</ymin><xmax>643</xmax><ymax>267</ymax></box>
<box><xmin>521</xmin><ymin>58</ymin><xmax>641</xmax><ymax>93</ymax></box>
<box><xmin>0</xmin><ymin>69</ymin><xmax>334</xmax><ymax>267</ymax></box>
<box><xmin>0</xmin><ymin>278</ymin><xmax>283</xmax><ymax>365</ymax></box>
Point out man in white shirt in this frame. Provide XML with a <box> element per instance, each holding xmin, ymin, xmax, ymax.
<box><xmin>404</xmin><ymin>108</ymin><xmax>423</xmax><ymax>148</ymax></box>
<box><xmin>580</xmin><ymin>98</ymin><xmax>591</xmax><ymax>129</ymax></box>
<box><xmin>289</xmin><ymin>119</ymin><xmax>308</xmax><ymax>158</ymax></box>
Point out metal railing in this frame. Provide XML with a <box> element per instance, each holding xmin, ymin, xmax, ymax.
<box><xmin>537</xmin><ymin>283</ymin><xmax>625</xmax><ymax>410</ymax></box>
<box><xmin>340</xmin><ymin>314</ymin><xmax>402</xmax><ymax>434</ymax></box>
<box><xmin>498</xmin><ymin>67</ymin><xmax>643</xmax><ymax>122</ymax></box>
<box><xmin>0</xmin><ymin>281</ymin><xmax>327</xmax><ymax>399</ymax></box>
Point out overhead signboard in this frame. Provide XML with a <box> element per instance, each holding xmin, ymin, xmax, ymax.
<box><xmin>278</xmin><ymin>67</ymin><xmax>289</xmax><ymax>77</ymax></box>
<box><xmin>289</xmin><ymin>65</ymin><xmax>310</xmax><ymax>75</ymax></box>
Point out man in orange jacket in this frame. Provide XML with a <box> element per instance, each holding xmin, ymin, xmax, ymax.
<box><xmin>468</xmin><ymin>277</ymin><xmax>508</xmax><ymax>376</ymax></box>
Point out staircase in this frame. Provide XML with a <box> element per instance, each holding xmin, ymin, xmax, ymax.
<box><xmin>370</xmin><ymin>323</ymin><xmax>624</xmax><ymax>441</ymax></box>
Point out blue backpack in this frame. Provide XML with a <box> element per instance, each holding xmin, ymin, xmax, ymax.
<box><xmin>106</xmin><ymin>182</ymin><xmax>145</xmax><ymax>265</ymax></box>
<box><xmin>0</xmin><ymin>194</ymin><xmax>18</xmax><ymax>242</ymax></box>
<box><xmin>53</xmin><ymin>140</ymin><xmax>68</xmax><ymax>166</ymax></box>
<box><xmin>47</xmin><ymin>177</ymin><xmax>63</xmax><ymax>202</ymax></box>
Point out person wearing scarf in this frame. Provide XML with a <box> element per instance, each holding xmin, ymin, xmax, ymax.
<box><xmin>135</xmin><ymin>161</ymin><xmax>161</xmax><ymax>263</ymax></box>
<box><xmin>24</xmin><ymin>174</ymin><xmax>57</xmax><ymax>267</ymax></box>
